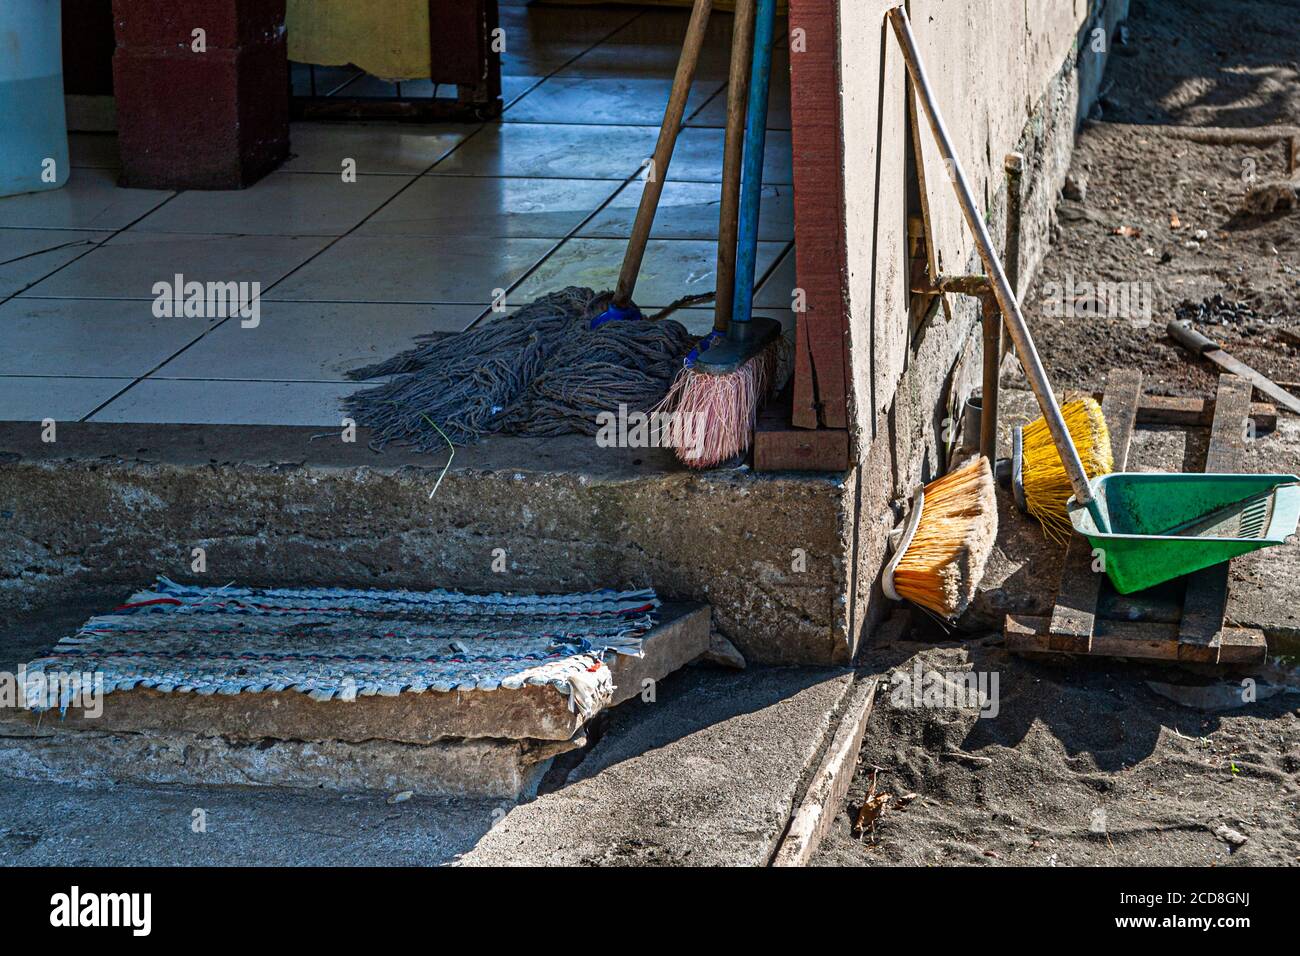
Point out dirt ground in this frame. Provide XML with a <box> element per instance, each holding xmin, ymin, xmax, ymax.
<box><xmin>1026</xmin><ymin>0</ymin><xmax>1300</xmax><ymax>396</ymax></box>
<box><xmin>820</xmin><ymin>0</ymin><xmax>1300</xmax><ymax>867</ymax></box>
<box><xmin>816</xmin><ymin>640</ymin><xmax>1300</xmax><ymax>866</ymax></box>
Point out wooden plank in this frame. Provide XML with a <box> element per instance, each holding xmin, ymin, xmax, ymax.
<box><xmin>1113</xmin><ymin>394</ymin><xmax>1276</xmax><ymax>433</ymax></box>
<box><xmin>1100</xmin><ymin>369</ymin><xmax>1145</xmax><ymax>469</ymax></box>
<box><xmin>1216</xmin><ymin>628</ymin><xmax>1270</xmax><ymax>664</ymax></box>
<box><xmin>772</xmin><ymin>679</ymin><xmax>878</xmax><ymax>867</ymax></box>
<box><xmin>1006</xmin><ymin>615</ymin><xmax>1264</xmax><ymax>664</ymax></box>
<box><xmin>787</xmin><ymin>0</ymin><xmax>849</xmax><ymax>430</ymax></box>
<box><xmin>754</xmin><ymin>427</ymin><xmax>849</xmax><ymax>472</ymax></box>
<box><xmin>754</xmin><ymin>387</ymin><xmax>849</xmax><ymax>471</ymax></box>
<box><xmin>1007</xmin><ymin>615</ymin><xmax>1176</xmax><ymax>659</ymax></box>
<box><xmin>1178</xmin><ymin>375</ymin><xmax>1253</xmax><ymax>653</ymax></box>
<box><xmin>980</xmin><ymin>295</ymin><xmax>1001</xmax><ymax>462</ymax></box>
<box><xmin>1047</xmin><ymin>369</ymin><xmax>1143</xmax><ymax>642</ymax></box>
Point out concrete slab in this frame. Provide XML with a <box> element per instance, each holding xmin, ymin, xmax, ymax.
<box><xmin>0</xmin><ymin>777</ymin><xmax>498</xmax><ymax>866</ymax></box>
<box><xmin>0</xmin><ymin>722</ymin><xmax>553</xmax><ymax>800</ymax></box>
<box><xmin>458</xmin><ymin>666</ymin><xmax>854</xmax><ymax>866</ymax></box>
<box><xmin>772</xmin><ymin>677</ymin><xmax>878</xmax><ymax>866</ymax></box>
<box><xmin>2</xmin><ymin>603</ymin><xmax>708</xmax><ymax>745</ymax></box>
<box><xmin>0</xmin><ymin>603</ymin><xmax>708</xmax><ymax>799</ymax></box>
<box><xmin>0</xmin><ymin>422</ymin><xmax>849</xmax><ymax>664</ymax></box>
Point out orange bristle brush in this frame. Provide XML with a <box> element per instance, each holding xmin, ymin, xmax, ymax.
<box><xmin>883</xmin><ymin>457</ymin><xmax>999</xmax><ymax>619</ymax></box>
<box><xmin>658</xmin><ymin>0</ymin><xmax>782</xmax><ymax>469</ymax></box>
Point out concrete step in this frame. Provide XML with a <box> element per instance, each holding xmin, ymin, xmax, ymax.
<box><xmin>0</xmin><ymin>421</ymin><xmax>851</xmax><ymax>664</ymax></box>
<box><xmin>0</xmin><ymin>665</ymin><xmax>860</xmax><ymax>866</ymax></box>
<box><xmin>0</xmin><ymin>593</ymin><xmax>709</xmax><ymax>800</ymax></box>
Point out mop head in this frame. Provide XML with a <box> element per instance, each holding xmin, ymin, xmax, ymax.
<box><xmin>654</xmin><ymin>340</ymin><xmax>779</xmax><ymax>468</ymax></box>
<box><xmin>1021</xmin><ymin>397</ymin><xmax>1113</xmax><ymax>543</ymax></box>
<box><xmin>343</xmin><ymin>287</ymin><xmax>696</xmax><ymax>449</ymax></box>
<box><xmin>884</xmin><ymin>457</ymin><xmax>998</xmax><ymax>619</ymax></box>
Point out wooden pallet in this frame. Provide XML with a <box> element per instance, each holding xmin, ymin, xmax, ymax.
<box><xmin>1004</xmin><ymin>370</ymin><xmax>1269</xmax><ymax>664</ymax></box>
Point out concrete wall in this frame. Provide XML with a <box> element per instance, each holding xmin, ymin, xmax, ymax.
<box><xmin>834</xmin><ymin>0</ymin><xmax>1129</xmax><ymax>656</ymax></box>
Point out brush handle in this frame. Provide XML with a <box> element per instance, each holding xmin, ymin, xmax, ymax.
<box><xmin>731</xmin><ymin>0</ymin><xmax>776</xmax><ymax>329</ymax></box>
<box><xmin>887</xmin><ymin>6</ymin><xmax>1105</xmax><ymax>531</ymax></box>
<box><xmin>713</xmin><ymin>0</ymin><xmax>756</xmax><ymax>334</ymax></box>
<box><xmin>613</xmin><ymin>0</ymin><xmax>715</xmax><ymax>308</ymax></box>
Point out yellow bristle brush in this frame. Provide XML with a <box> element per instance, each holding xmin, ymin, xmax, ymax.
<box><xmin>1004</xmin><ymin>397</ymin><xmax>1113</xmax><ymax>543</ymax></box>
<box><xmin>883</xmin><ymin>457</ymin><xmax>998</xmax><ymax>619</ymax></box>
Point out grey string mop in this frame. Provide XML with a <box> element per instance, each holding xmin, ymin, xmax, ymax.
<box><xmin>344</xmin><ymin>288</ymin><xmax>697</xmax><ymax>450</ymax></box>
<box><xmin>344</xmin><ymin>1</ymin><xmax>717</xmax><ymax>450</ymax></box>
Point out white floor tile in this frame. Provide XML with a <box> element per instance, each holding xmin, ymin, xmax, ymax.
<box><xmin>89</xmin><ymin>379</ymin><xmax>356</xmax><ymax>426</ymax></box>
<box><xmin>0</xmin><ymin>375</ymin><xmax>130</xmax><ymax>421</ymax></box>
<box><xmin>21</xmin><ymin>232</ymin><xmax>333</xmax><ymax>299</ymax></box>
<box><xmin>0</xmin><ymin>298</ymin><xmax>216</xmax><ymax>377</ymax></box>
<box><xmin>267</xmin><ymin>235</ymin><xmax>555</xmax><ymax>304</ymax></box>
<box><xmin>282</xmin><ymin>122</ymin><xmax>475</xmax><ymax>175</ymax></box>
<box><xmin>358</xmin><ymin>176</ymin><xmax>619</xmax><ymax>239</ymax></box>
<box><xmin>0</xmin><ymin>167</ymin><xmax>173</xmax><ymax>231</ymax></box>
<box><xmin>153</xmin><ymin>302</ymin><xmax>480</xmax><ymax>381</ymax></box>
<box><xmin>129</xmin><ymin>173</ymin><xmax>411</xmax><ymax>237</ymax></box>
<box><xmin>430</xmin><ymin>122</ymin><xmax>658</xmax><ymax>180</ymax></box>
<box><xmin>0</xmin><ymin>229</ymin><xmax>107</xmax><ymax>299</ymax></box>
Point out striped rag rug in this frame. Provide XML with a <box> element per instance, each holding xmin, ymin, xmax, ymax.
<box><xmin>25</xmin><ymin>578</ymin><xmax>659</xmax><ymax>719</ymax></box>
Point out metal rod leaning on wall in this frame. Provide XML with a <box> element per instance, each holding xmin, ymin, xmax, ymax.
<box><xmin>1002</xmin><ymin>152</ymin><xmax>1024</xmax><ymax>363</ymax></box>
<box><xmin>980</xmin><ymin>292</ymin><xmax>1001</xmax><ymax>462</ymax></box>
<box><xmin>886</xmin><ymin>5</ymin><xmax>1100</xmax><ymax>519</ymax></box>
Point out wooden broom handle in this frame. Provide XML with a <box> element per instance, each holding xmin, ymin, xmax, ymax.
<box><xmin>713</xmin><ymin>0</ymin><xmax>756</xmax><ymax>333</ymax></box>
<box><xmin>612</xmin><ymin>0</ymin><xmax>715</xmax><ymax>307</ymax></box>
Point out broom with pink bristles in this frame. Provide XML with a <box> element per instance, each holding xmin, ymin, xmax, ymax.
<box><xmin>657</xmin><ymin>0</ymin><xmax>783</xmax><ymax>469</ymax></box>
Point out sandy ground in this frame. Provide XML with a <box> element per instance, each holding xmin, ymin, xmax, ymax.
<box><xmin>1026</xmin><ymin>0</ymin><xmax>1300</xmax><ymax>396</ymax></box>
<box><xmin>816</xmin><ymin>640</ymin><xmax>1300</xmax><ymax>866</ymax></box>
<box><xmin>819</xmin><ymin>0</ymin><xmax>1300</xmax><ymax>867</ymax></box>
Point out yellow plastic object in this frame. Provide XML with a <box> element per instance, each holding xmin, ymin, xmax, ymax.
<box><xmin>287</xmin><ymin>0</ymin><xmax>431</xmax><ymax>81</ymax></box>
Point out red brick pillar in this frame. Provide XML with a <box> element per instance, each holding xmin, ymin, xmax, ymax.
<box><xmin>111</xmin><ymin>0</ymin><xmax>289</xmax><ymax>189</ymax></box>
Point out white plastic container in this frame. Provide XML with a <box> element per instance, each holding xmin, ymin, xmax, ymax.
<box><xmin>0</xmin><ymin>0</ymin><xmax>70</xmax><ymax>197</ymax></box>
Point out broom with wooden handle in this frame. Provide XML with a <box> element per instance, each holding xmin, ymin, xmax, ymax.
<box><xmin>592</xmin><ymin>0</ymin><xmax>716</xmax><ymax>327</ymax></box>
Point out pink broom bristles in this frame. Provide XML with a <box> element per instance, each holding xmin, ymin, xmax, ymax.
<box><xmin>655</xmin><ymin>343</ymin><xmax>778</xmax><ymax>468</ymax></box>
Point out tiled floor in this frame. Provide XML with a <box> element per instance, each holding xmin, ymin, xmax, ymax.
<box><xmin>0</xmin><ymin>3</ymin><xmax>796</xmax><ymax>426</ymax></box>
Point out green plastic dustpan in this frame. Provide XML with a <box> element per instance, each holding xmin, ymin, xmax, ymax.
<box><xmin>1067</xmin><ymin>472</ymin><xmax>1300</xmax><ymax>594</ymax></box>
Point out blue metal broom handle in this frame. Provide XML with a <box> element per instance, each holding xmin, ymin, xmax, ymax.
<box><xmin>731</xmin><ymin>0</ymin><xmax>776</xmax><ymax>329</ymax></box>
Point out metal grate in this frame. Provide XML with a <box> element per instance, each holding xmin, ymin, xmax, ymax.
<box><xmin>1167</xmin><ymin>490</ymin><xmax>1276</xmax><ymax>540</ymax></box>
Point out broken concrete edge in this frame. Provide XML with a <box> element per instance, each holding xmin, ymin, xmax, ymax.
<box><xmin>609</xmin><ymin>605</ymin><xmax>710</xmax><ymax>705</ymax></box>
<box><xmin>456</xmin><ymin>667</ymin><xmax>858</xmax><ymax>866</ymax></box>
<box><xmin>0</xmin><ymin>726</ymin><xmax>555</xmax><ymax>801</ymax></box>
<box><xmin>1</xmin><ymin>604</ymin><xmax>710</xmax><ymax>745</ymax></box>
<box><xmin>699</xmin><ymin>629</ymin><xmax>747</xmax><ymax>669</ymax></box>
<box><xmin>771</xmin><ymin>677</ymin><xmax>878</xmax><ymax>867</ymax></box>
